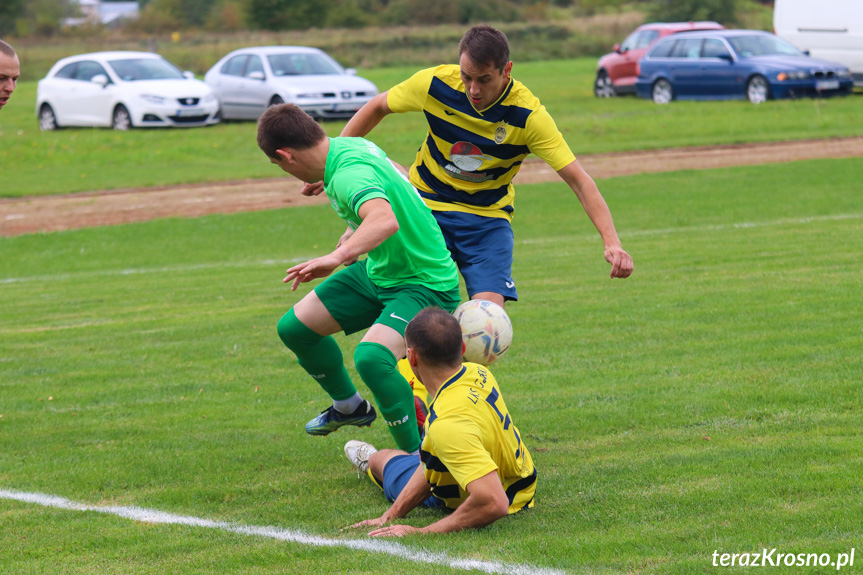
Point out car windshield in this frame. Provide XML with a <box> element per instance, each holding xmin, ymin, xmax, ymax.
<box><xmin>108</xmin><ymin>58</ymin><xmax>186</xmax><ymax>81</ymax></box>
<box><xmin>266</xmin><ymin>53</ymin><xmax>343</xmax><ymax>76</ymax></box>
<box><xmin>728</xmin><ymin>35</ymin><xmax>801</xmax><ymax>58</ymax></box>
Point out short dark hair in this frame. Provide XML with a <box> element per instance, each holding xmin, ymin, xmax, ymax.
<box><xmin>458</xmin><ymin>25</ymin><xmax>510</xmax><ymax>71</ymax></box>
<box><xmin>405</xmin><ymin>307</ymin><xmax>464</xmax><ymax>367</ymax></box>
<box><xmin>0</xmin><ymin>40</ymin><xmax>16</xmax><ymax>58</ymax></box>
<box><xmin>256</xmin><ymin>103</ymin><xmax>326</xmax><ymax>158</ymax></box>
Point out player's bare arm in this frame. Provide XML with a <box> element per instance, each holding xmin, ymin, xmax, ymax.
<box><xmin>349</xmin><ymin>464</ymin><xmax>431</xmax><ymax>530</ymax></box>
<box><xmin>368</xmin><ymin>471</ymin><xmax>509</xmax><ymax>537</ymax></box>
<box><xmin>340</xmin><ymin>91</ymin><xmax>393</xmax><ymax>138</ymax></box>
<box><xmin>557</xmin><ymin>160</ymin><xmax>634</xmax><ymax>279</ymax></box>
<box><xmin>284</xmin><ymin>198</ymin><xmax>398</xmax><ymax>290</ymax></box>
<box><xmin>336</xmin><ymin>227</ymin><xmax>358</xmax><ymax>266</ymax></box>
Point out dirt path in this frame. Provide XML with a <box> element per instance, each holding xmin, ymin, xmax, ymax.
<box><xmin>2</xmin><ymin>136</ymin><xmax>862</xmax><ymax>236</ymax></box>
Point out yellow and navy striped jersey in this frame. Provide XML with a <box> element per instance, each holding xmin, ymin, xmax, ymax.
<box><xmin>420</xmin><ymin>362</ymin><xmax>536</xmax><ymax>513</ymax></box>
<box><xmin>387</xmin><ymin>65</ymin><xmax>575</xmax><ymax>221</ymax></box>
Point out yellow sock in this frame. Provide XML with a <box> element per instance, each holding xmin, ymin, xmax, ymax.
<box><xmin>397</xmin><ymin>358</ymin><xmax>429</xmax><ymax>408</ymax></box>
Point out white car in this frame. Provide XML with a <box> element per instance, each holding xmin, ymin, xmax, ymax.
<box><xmin>36</xmin><ymin>51</ymin><xmax>220</xmax><ymax>131</ymax></box>
<box><xmin>204</xmin><ymin>46</ymin><xmax>378</xmax><ymax>120</ymax></box>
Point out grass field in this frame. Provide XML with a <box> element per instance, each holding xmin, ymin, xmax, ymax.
<box><xmin>2</xmin><ymin>58</ymin><xmax>862</xmax><ymax>198</ymax></box>
<box><xmin>2</xmin><ymin>154</ymin><xmax>862</xmax><ymax>574</ymax></box>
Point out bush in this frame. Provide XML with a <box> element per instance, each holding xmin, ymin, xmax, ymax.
<box><xmin>646</xmin><ymin>0</ymin><xmax>738</xmax><ymax>26</ymax></box>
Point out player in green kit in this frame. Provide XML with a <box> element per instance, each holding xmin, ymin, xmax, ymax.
<box><xmin>257</xmin><ymin>104</ymin><xmax>461</xmax><ymax>454</ymax></box>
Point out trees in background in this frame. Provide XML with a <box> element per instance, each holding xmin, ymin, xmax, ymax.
<box><xmin>647</xmin><ymin>0</ymin><xmax>738</xmax><ymax>25</ymax></box>
<box><xmin>0</xmin><ymin>0</ymin><xmax>25</xmax><ymax>36</ymax></box>
<box><xmin>0</xmin><ymin>0</ymin><xmax>748</xmax><ymax>37</ymax></box>
<box><xmin>1</xmin><ymin>0</ymin><xmax>77</xmax><ymax>37</ymax></box>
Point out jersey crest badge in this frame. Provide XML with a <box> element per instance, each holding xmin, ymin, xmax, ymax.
<box><xmin>494</xmin><ymin>124</ymin><xmax>507</xmax><ymax>144</ymax></box>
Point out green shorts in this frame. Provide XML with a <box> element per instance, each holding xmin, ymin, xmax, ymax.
<box><xmin>314</xmin><ymin>260</ymin><xmax>461</xmax><ymax>336</ymax></box>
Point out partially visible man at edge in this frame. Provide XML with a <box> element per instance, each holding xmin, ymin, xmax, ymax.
<box><xmin>0</xmin><ymin>40</ymin><xmax>20</xmax><ymax>111</ymax></box>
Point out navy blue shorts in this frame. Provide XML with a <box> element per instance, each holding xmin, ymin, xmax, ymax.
<box><xmin>432</xmin><ymin>211</ymin><xmax>518</xmax><ymax>302</ymax></box>
<box><xmin>382</xmin><ymin>453</ymin><xmax>447</xmax><ymax>509</ymax></box>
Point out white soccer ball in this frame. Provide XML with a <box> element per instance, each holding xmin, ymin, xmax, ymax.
<box><xmin>453</xmin><ymin>300</ymin><xmax>513</xmax><ymax>366</ymax></box>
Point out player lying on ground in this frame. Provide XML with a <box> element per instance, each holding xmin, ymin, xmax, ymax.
<box><xmin>344</xmin><ymin>307</ymin><xmax>536</xmax><ymax>536</ymax></box>
<box><xmin>257</xmin><ymin>104</ymin><xmax>461</xmax><ymax>454</ymax></box>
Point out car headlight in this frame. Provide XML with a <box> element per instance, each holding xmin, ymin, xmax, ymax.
<box><xmin>202</xmin><ymin>94</ymin><xmax>217</xmax><ymax>104</ymax></box>
<box><xmin>141</xmin><ymin>94</ymin><xmax>169</xmax><ymax>105</ymax></box>
<box><xmin>296</xmin><ymin>93</ymin><xmax>325</xmax><ymax>99</ymax></box>
<box><xmin>777</xmin><ymin>71</ymin><xmax>809</xmax><ymax>81</ymax></box>
<box><xmin>837</xmin><ymin>69</ymin><xmax>851</xmax><ymax>78</ymax></box>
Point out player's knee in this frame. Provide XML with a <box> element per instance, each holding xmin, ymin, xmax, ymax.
<box><xmin>353</xmin><ymin>342</ymin><xmax>397</xmax><ymax>385</ymax></box>
<box><xmin>276</xmin><ymin>308</ymin><xmax>320</xmax><ymax>350</ymax></box>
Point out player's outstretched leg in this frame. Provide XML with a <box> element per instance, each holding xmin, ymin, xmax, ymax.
<box><xmin>344</xmin><ymin>439</ymin><xmax>379</xmax><ymax>478</ymax></box>
<box><xmin>277</xmin><ymin>308</ymin><xmax>377</xmax><ymax>435</ymax></box>
<box><xmin>354</xmin><ymin>342</ymin><xmax>421</xmax><ymax>453</ymax></box>
<box><xmin>344</xmin><ymin>440</ymin><xmax>390</xmax><ymax>491</ymax></box>
<box><xmin>305</xmin><ymin>400</ymin><xmax>377</xmax><ymax>436</ymax></box>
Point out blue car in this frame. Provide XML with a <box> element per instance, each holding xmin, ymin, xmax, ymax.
<box><xmin>635</xmin><ymin>29</ymin><xmax>853</xmax><ymax>104</ymax></box>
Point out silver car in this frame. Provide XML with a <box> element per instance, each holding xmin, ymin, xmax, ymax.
<box><xmin>204</xmin><ymin>46</ymin><xmax>378</xmax><ymax>120</ymax></box>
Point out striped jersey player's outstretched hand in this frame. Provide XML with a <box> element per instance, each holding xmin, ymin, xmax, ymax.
<box><xmin>605</xmin><ymin>245</ymin><xmax>634</xmax><ymax>279</ymax></box>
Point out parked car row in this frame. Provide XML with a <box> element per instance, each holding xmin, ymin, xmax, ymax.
<box><xmin>597</xmin><ymin>24</ymin><xmax>854</xmax><ymax>104</ymax></box>
<box><xmin>35</xmin><ymin>47</ymin><xmax>378</xmax><ymax>130</ymax></box>
<box><xmin>595</xmin><ymin>20</ymin><xmax>725</xmax><ymax>97</ymax></box>
<box><xmin>34</xmin><ymin>23</ymin><xmax>856</xmax><ymax>131</ymax></box>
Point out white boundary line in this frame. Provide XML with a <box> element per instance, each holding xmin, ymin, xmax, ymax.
<box><xmin>0</xmin><ymin>488</ymin><xmax>568</xmax><ymax>575</ymax></box>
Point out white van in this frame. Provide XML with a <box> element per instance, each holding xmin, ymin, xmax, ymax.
<box><xmin>774</xmin><ymin>0</ymin><xmax>863</xmax><ymax>86</ymax></box>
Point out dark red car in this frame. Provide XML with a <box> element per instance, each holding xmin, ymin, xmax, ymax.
<box><xmin>595</xmin><ymin>21</ymin><xmax>725</xmax><ymax>97</ymax></box>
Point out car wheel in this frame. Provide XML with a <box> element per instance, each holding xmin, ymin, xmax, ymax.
<box><xmin>39</xmin><ymin>104</ymin><xmax>59</xmax><ymax>131</ymax></box>
<box><xmin>746</xmin><ymin>75</ymin><xmax>770</xmax><ymax>104</ymax></box>
<box><xmin>594</xmin><ymin>71</ymin><xmax>616</xmax><ymax>98</ymax></box>
<box><xmin>112</xmin><ymin>105</ymin><xmax>132</xmax><ymax>131</ymax></box>
<box><xmin>269</xmin><ymin>95</ymin><xmax>284</xmax><ymax>107</ymax></box>
<box><xmin>652</xmin><ymin>79</ymin><xmax>673</xmax><ymax>105</ymax></box>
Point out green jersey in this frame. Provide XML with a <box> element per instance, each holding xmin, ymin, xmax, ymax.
<box><xmin>323</xmin><ymin>137</ymin><xmax>459</xmax><ymax>292</ymax></box>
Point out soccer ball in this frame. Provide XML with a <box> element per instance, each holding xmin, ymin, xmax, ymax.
<box><xmin>453</xmin><ymin>300</ymin><xmax>513</xmax><ymax>366</ymax></box>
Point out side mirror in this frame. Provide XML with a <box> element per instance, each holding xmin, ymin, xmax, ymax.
<box><xmin>247</xmin><ymin>71</ymin><xmax>265</xmax><ymax>80</ymax></box>
<box><xmin>803</xmin><ymin>49</ymin><xmax>811</xmax><ymax>56</ymax></box>
<box><xmin>613</xmin><ymin>43</ymin><xmax>622</xmax><ymax>54</ymax></box>
<box><xmin>717</xmin><ymin>53</ymin><xmax>734</xmax><ymax>62</ymax></box>
<box><xmin>183</xmin><ymin>70</ymin><xmax>195</xmax><ymax>80</ymax></box>
<box><xmin>91</xmin><ymin>74</ymin><xmax>109</xmax><ymax>87</ymax></box>
<box><xmin>345</xmin><ymin>68</ymin><xmax>357</xmax><ymax>75</ymax></box>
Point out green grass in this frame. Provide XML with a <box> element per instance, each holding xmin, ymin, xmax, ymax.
<box><xmin>2</xmin><ymin>156</ymin><xmax>862</xmax><ymax>574</ymax></box>
<box><xmin>2</xmin><ymin>59</ymin><xmax>862</xmax><ymax>198</ymax></box>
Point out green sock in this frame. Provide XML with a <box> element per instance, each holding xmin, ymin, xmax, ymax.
<box><xmin>354</xmin><ymin>341</ymin><xmax>420</xmax><ymax>452</ymax></box>
<box><xmin>276</xmin><ymin>309</ymin><xmax>357</xmax><ymax>401</ymax></box>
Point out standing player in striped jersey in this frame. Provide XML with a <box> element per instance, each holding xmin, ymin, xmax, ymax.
<box><xmin>335</xmin><ymin>24</ymin><xmax>634</xmax><ymax>310</ymax></box>
<box><xmin>323</xmin><ymin>24</ymin><xmax>635</xmax><ymax>407</ymax></box>
<box><xmin>344</xmin><ymin>307</ymin><xmax>536</xmax><ymax>536</ymax></box>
